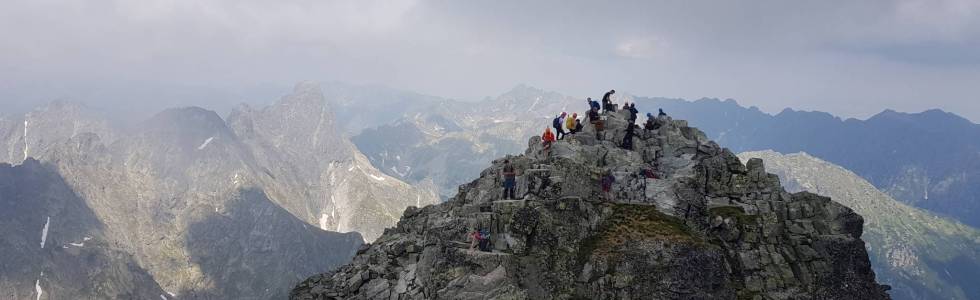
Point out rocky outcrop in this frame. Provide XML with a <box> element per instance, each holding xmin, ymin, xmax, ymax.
<box><xmin>739</xmin><ymin>150</ymin><xmax>980</xmax><ymax>300</ymax></box>
<box><xmin>292</xmin><ymin>109</ymin><xmax>890</xmax><ymax>299</ymax></box>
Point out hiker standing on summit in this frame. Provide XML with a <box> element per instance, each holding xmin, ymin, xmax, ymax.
<box><xmin>602</xmin><ymin>90</ymin><xmax>616</xmax><ymax>113</ymax></box>
<box><xmin>627</xmin><ymin>103</ymin><xmax>639</xmax><ymax>124</ymax></box>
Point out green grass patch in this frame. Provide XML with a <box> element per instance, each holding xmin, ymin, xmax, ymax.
<box><xmin>579</xmin><ymin>203</ymin><xmax>700</xmax><ymax>264</ymax></box>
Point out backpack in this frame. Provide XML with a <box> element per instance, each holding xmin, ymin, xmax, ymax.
<box><xmin>553</xmin><ymin>117</ymin><xmax>561</xmax><ymax>128</ymax></box>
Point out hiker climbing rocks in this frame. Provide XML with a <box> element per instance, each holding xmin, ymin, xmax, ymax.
<box><xmin>588</xmin><ymin>107</ymin><xmax>600</xmax><ymax>123</ymax></box>
<box><xmin>501</xmin><ymin>160</ymin><xmax>517</xmax><ymax>200</ymax></box>
<box><xmin>553</xmin><ymin>112</ymin><xmax>567</xmax><ymax>140</ymax></box>
<box><xmin>601</xmin><ymin>171</ymin><xmax>616</xmax><ymax>201</ymax></box>
<box><xmin>622</xmin><ymin>124</ymin><xmax>635</xmax><ymax>150</ymax></box>
<box><xmin>542</xmin><ymin>127</ymin><xmax>556</xmax><ymax>156</ymax></box>
<box><xmin>644</xmin><ymin>113</ymin><xmax>656</xmax><ymax>130</ymax></box>
<box><xmin>468</xmin><ymin>228</ymin><xmax>482</xmax><ymax>253</ymax></box>
<box><xmin>602</xmin><ymin>90</ymin><xmax>616</xmax><ymax>113</ymax></box>
<box><xmin>565</xmin><ymin>113</ymin><xmax>577</xmax><ymax>135</ymax></box>
<box><xmin>478</xmin><ymin>229</ymin><xmax>491</xmax><ymax>252</ymax></box>
<box><xmin>588</xmin><ymin>97</ymin><xmax>600</xmax><ymax>112</ymax></box>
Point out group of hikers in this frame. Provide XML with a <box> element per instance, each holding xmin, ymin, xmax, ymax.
<box><xmin>469</xmin><ymin>89</ymin><xmax>670</xmax><ymax>253</ymax></box>
<box><xmin>541</xmin><ymin>89</ymin><xmax>668</xmax><ymax>155</ymax></box>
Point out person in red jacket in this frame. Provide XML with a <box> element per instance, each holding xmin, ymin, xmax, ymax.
<box><xmin>542</xmin><ymin>127</ymin><xmax>556</xmax><ymax>156</ymax></box>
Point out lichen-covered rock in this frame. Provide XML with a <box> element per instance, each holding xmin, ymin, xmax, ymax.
<box><xmin>292</xmin><ymin>110</ymin><xmax>890</xmax><ymax>300</ymax></box>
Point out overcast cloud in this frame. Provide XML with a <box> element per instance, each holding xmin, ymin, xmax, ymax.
<box><xmin>2</xmin><ymin>0</ymin><xmax>979</xmax><ymax>121</ymax></box>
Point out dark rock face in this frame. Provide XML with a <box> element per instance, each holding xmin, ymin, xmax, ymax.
<box><xmin>292</xmin><ymin>109</ymin><xmax>890</xmax><ymax>299</ymax></box>
<box><xmin>739</xmin><ymin>151</ymin><xmax>980</xmax><ymax>300</ymax></box>
<box><xmin>0</xmin><ymin>159</ymin><xmax>165</xmax><ymax>299</ymax></box>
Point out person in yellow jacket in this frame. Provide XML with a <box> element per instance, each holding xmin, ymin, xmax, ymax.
<box><xmin>565</xmin><ymin>112</ymin><xmax>577</xmax><ymax>134</ymax></box>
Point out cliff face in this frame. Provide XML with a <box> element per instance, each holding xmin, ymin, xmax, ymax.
<box><xmin>292</xmin><ymin>108</ymin><xmax>890</xmax><ymax>299</ymax></box>
<box><xmin>739</xmin><ymin>151</ymin><xmax>980</xmax><ymax>300</ymax></box>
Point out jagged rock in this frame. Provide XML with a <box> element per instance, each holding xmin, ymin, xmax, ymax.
<box><xmin>293</xmin><ymin>109</ymin><xmax>890</xmax><ymax>300</ymax></box>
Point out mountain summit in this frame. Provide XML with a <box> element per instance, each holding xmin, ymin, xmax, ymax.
<box><xmin>292</xmin><ymin>107</ymin><xmax>889</xmax><ymax>299</ymax></box>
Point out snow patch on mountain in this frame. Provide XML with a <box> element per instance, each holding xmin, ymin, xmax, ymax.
<box><xmin>319</xmin><ymin>213</ymin><xmax>328</xmax><ymax>230</ymax></box>
<box><xmin>34</xmin><ymin>275</ymin><xmax>42</xmax><ymax>300</ymax></box>
<box><xmin>40</xmin><ymin>216</ymin><xmax>49</xmax><ymax>249</ymax></box>
<box><xmin>197</xmin><ymin>136</ymin><xmax>214</xmax><ymax>150</ymax></box>
<box><xmin>23</xmin><ymin>119</ymin><xmax>29</xmax><ymax>160</ymax></box>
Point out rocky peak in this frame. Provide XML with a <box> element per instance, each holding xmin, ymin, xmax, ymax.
<box><xmin>293</xmin><ymin>108</ymin><xmax>890</xmax><ymax>299</ymax></box>
<box><xmin>229</xmin><ymin>83</ymin><xmax>351</xmax><ymax>164</ymax></box>
<box><xmin>138</xmin><ymin>107</ymin><xmax>236</xmax><ymax>150</ymax></box>
<box><xmin>0</xmin><ymin>101</ymin><xmax>115</xmax><ymax>164</ymax></box>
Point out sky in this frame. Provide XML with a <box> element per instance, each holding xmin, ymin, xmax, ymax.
<box><xmin>2</xmin><ymin>0</ymin><xmax>979</xmax><ymax>122</ymax></box>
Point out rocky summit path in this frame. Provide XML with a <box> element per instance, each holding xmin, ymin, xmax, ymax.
<box><xmin>292</xmin><ymin>107</ymin><xmax>890</xmax><ymax>300</ymax></box>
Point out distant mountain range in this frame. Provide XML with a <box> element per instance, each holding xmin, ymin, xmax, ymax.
<box><xmin>0</xmin><ymin>84</ymin><xmax>437</xmax><ymax>299</ymax></box>
<box><xmin>3</xmin><ymin>81</ymin><xmax>977</xmax><ymax>299</ymax></box>
<box><xmin>346</xmin><ymin>85</ymin><xmax>574</xmax><ymax>198</ymax></box>
<box><xmin>337</xmin><ymin>84</ymin><xmax>980</xmax><ymax>229</ymax></box>
<box><xmin>630</xmin><ymin>96</ymin><xmax>980</xmax><ymax>228</ymax></box>
<box><xmin>740</xmin><ymin>151</ymin><xmax>980</xmax><ymax>300</ymax></box>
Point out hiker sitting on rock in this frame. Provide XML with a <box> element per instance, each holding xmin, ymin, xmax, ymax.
<box><xmin>573</xmin><ymin>117</ymin><xmax>583</xmax><ymax>134</ymax></box>
<box><xmin>501</xmin><ymin>160</ymin><xmax>518</xmax><ymax>200</ymax></box>
<box><xmin>658</xmin><ymin>108</ymin><xmax>667</xmax><ymax>117</ymax></box>
<box><xmin>542</xmin><ymin>127</ymin><xmax>556</xmax><ymax>156</ymax></box>
<box><xmin>644</xmin><ymin>113</ymin><xmax>656</xmax><ymax>130</ymax></box>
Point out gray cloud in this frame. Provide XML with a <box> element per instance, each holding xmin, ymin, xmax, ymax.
<box><xmin>1</xmin><ymin>0</ymin><xmax>978</xmax><ymax>122</ymax></box>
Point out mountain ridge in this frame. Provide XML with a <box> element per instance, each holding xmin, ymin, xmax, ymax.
<box><xmin>0</xmin><ymin>83</ymin><xmax>438</xmax><ymax>298</ymax></box>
